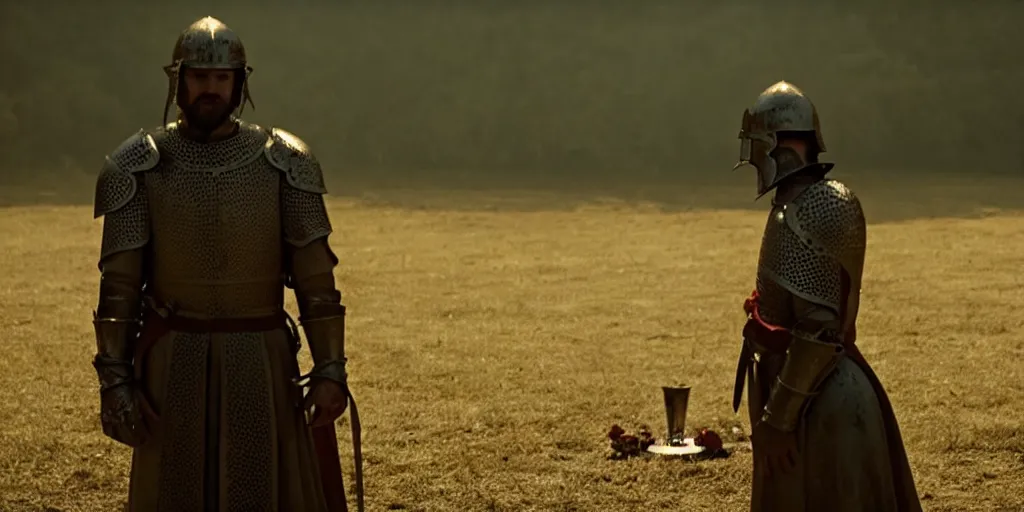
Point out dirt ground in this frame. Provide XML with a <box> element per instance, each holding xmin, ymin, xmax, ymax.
<box><xmin>1</xmin><ymin>191</ymin><xmax>1022</xmax><ymax>511</ymax></box>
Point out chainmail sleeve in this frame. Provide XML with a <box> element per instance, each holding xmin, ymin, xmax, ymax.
<box><xmin>280</xmin><ymin>186</ymin><xmax>333</xmax><ymax>247</ymax></box>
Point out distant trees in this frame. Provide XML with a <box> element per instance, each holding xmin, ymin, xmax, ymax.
<box><xmin>1</xmin><ymin>1</ymin><xmax>1021</xmax><ymax>187</ymax></box>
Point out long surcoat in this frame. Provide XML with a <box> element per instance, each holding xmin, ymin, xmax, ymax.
<box><xmin>94</xmin><ymin>119</ymin><xmax>338</xmax><ymax>511</ymax></box>
<box><xmin>738</xmin><ymin>178</ymin><xmax>922</xmax><ymax>512</ymax></box>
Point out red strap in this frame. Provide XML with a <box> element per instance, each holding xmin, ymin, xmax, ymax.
<box><xmin>744</xmin><ymin>290</ymin><xmax>789</xmax><ymax>332</ymax></box>
<box><xmin>745</xmin><ymin>289</ymin><xmax>861</xmax><ymax>354</ymax></box>
<box><xmin>742</xmin><ymin>290</ymin><xmax>791</xmax><ymax>353</ymax></box>
<box><xmin>742</xmin><ymin>290</ymin><xmax>758</xmax><ymax>315</ymax></box>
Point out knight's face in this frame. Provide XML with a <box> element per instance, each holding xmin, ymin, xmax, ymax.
<box><xmin>179</xmin><ymin>67</ymin><xmax>236</xmax><ymax>132</ymax></box>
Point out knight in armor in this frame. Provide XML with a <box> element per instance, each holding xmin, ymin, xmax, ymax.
<box><xmin>730</xmin><ymin>81</ymin><xmax>921</xmax><ymax>511</ymax></box>
<box><xmin>90</xmin><ymin>16</ymin><xmax>362</xmax><ymax>511</ymax></box>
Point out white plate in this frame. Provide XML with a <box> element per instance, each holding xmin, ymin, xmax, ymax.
<box><xmin>646</xmin><ymin>438</ymin><xmax>706</xmax><ymax>456</ymax></box>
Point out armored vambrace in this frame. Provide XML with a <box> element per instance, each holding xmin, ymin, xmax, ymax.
<box><xmin>92</xmin><ymin>315</ymin><xmax>138</xmax><ymax>390</ymax></box>
<box><xmin>92</xmin><ymin>271</ymin><xmax>142</xmax><ymax>392</ymax></box>
<box><xmin>92</xmin><ymin>264</ymin><xmax>150</xmax><ymax>446</ymax></box>
<box><xmin>761</xmin><ymin>329</ymin><xmax>844</xmax><ymax>432</ymax></box>
<box><xmin>298</xmin><ymin>288</ymin><xmax>348</xmax><ymax>386</ymax></box>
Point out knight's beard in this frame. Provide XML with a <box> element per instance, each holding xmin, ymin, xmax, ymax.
<box><xmin>181</xmin><ymin>99</ymin><xmax>233</xmax><ymax>135</ymax></box>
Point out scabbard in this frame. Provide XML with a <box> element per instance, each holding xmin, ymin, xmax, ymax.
<box><xmin>312</xmin><ymin>389</ymin><xmax>364</xmax><ymax>512</ymax></box>
<box><xmin>733</xmin><ymin>295</ymin><xmax>793</xmax><ymax>414</ymax></box>
<box><xmin>312</xmin><ymin>422</ymin><xmax>347</xmax><ymax>512</ymax></box>
<box><xmin>348</xmin><ymin>390</ymin><xmax>364</xmax><ymax>512</ymax></box>
<box><xmin>732</xmin><ymin>337</ymin><xmax>752</xmax><ymax>413</ymax></box>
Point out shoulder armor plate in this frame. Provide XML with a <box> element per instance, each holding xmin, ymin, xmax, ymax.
<box><xmin>264</xmin><ymin>128</ymin><xmax>328</xmax><ymax>194</ymax></box>
<box><xmin>785</xmin><ymin>179</ymin><xmax>867</xmax><ymax>285</ymax></box>
<box><xmin>93</xmin><ymin>130</ymin><xmax>160</xmax><ymax>218</ymax></box>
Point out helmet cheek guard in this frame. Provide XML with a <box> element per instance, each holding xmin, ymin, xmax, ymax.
<box><xmin>731</xmin><ymin>81</ymin><xmax>831</xmax><ymax>198</ymax></box>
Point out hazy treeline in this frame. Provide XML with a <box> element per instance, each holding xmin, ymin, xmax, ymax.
<box><xmin>1</xmin><ymin>0</ymin><xmax>1021</xmax><ymax>191</ymax></box>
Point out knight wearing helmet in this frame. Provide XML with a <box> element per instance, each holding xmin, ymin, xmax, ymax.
<box><xmin>90</xmin><ymin>17</ymin><xmax>362</xmax><ymax>511</ymax></box>
<box><xmin>731</xmin><ymin>81</ymin><xmax>921</xmax><ymax>511</ymax></box>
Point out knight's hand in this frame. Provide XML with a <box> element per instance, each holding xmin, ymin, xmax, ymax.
<box><xmin>99</xmin><ymin>382</ymin><xmax>151</xmax><ymax>447</ymax></box>
<box><xmin>752</xmin><ymin>420</ymin><xmax>798</xmax><ymax>478</ymax></box>
<box><xmin>304</xmin><ymin>378</ymin><xmax>349</xmax><ymax>428</ymax></box>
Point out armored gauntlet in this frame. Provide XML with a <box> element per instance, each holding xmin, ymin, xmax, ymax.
<box><xmin>761</xmin><ymin>328</ymin><xmax>844</xmax><ymax>432</ymax></box>
<box><xmin>92</xmin><ymin>278</ymin><xmax>149</xmax><ymax>447</ymax></box>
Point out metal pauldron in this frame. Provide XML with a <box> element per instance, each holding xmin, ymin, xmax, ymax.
<box><xmin>761</xmin><ymin>329</ymin><xmax>844</xmax><ymax>432</ymax></box>
<box><xmin>265</xmin><ymin>128</ymin><xmax>328</xmax><ymax>194</ymax></box>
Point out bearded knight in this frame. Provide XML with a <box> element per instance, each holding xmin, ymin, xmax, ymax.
<box><xmin>90</xmin><ymin>16</ymin><xmax>362</xmax><ymax>511</ymax></box>
<box><xmin>731</xmin><ymin>81</ymin><xmax>921</xmax><ymax>511</ymax></box>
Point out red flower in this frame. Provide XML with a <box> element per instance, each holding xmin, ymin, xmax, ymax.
<box><xmin>695</xmin><ymin>428</ymin><xmax>723</xmax><ymax>451</ymax></box>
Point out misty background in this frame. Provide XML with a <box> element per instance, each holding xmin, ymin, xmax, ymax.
<box><xmin>1</xmin><ymin>0</ymin><xmax>1021</xmax><ymax>214</ymax></box>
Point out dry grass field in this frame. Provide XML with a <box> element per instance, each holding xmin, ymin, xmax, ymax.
<box><xmin>1</xmin><ymin>189</ymin><xmax>1023</xmax><ymax>511</ymax></box>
